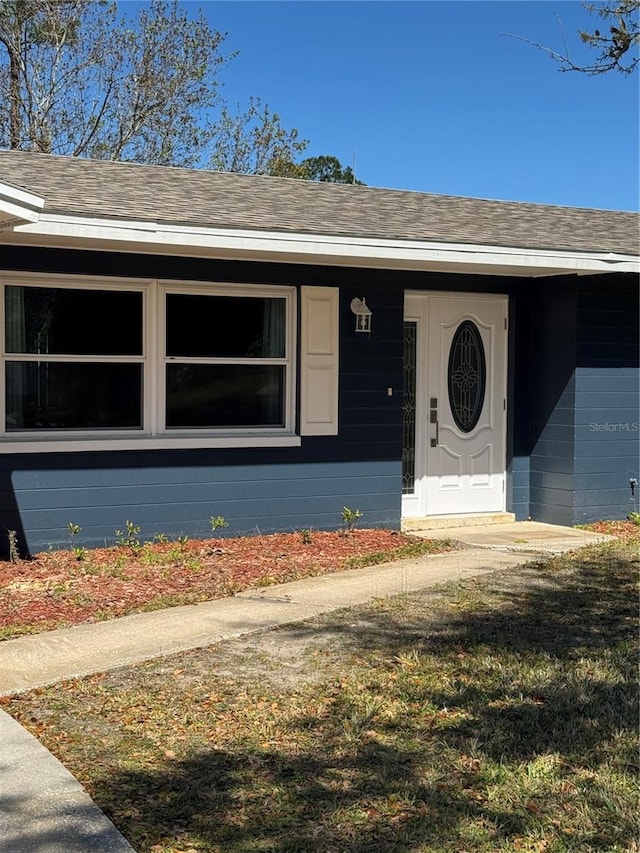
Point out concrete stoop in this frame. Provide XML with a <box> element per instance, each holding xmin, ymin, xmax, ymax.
<box><xmin>402</xmin><ymin>512</ymin><xmax>515</xmax><ymax>532</ymax></box>
<box><xmin>409</xmin><ymin>520</ymin><xmax>617</xmax><ymax>554</ymax></box>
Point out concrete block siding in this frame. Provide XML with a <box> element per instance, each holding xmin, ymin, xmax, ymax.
<box><xmin>528</xmin><ymin>276</ymin><xmax>639</xmax><ymax>525</ymax></box>
<box><xmin>1</xmin><ymin>456</ymin><xmax>401</xmax><ymax>555</ymax></box>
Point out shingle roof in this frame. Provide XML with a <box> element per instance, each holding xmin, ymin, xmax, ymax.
<box><xmin>1</xmin><ymin>149</ymin><xmax>638</xmax><ymax>256</ymax></box>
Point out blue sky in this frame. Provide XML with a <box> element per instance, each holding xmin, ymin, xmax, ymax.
<box><xmin>190</xmin><ymin>1</ymin><xmax>639</xmax><ymax>211</ymax></box>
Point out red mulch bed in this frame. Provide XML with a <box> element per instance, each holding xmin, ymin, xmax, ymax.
<box><xmin>0</xmin><ymin>529</ymin><xmax>438</xmax><ymax>638</ymax></box>
<box><xmin>3</xmin><ymin>522</ymin><xmax>635</xmax><ymax>640</ymax></box>
<box><xmin>584</xmin><ymin>519</ymin><xmax>640</xmax><ymax>540</ymax></box>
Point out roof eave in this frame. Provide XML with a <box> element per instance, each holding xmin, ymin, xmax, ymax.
<box><xmin>3</xmin><ymin>212</ymin><xmax>638</xmax><ymax>278</ymax></box>
<box><xmin>0</xmin><ymin>180</ymin><xmax>45</xmax><ymax>227</ymax></box>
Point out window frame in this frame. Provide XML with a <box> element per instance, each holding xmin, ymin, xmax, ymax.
<box><xmin>0</xmin><ymin>273</ymin><xmax>299</xmax><ymax>452</ymax></box>
<box><xmin>158</xmin><ymin>280</ymin><xmax>295</xmax><ymax>436</ymax></box>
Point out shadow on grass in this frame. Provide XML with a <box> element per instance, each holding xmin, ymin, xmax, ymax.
<box><xmin>95</xmin><ymin>742</ymin><xmax>537</xmax><ymax>853</ymax></box>
<box><xmin>92</xmin><ymin>547</ymin><xmax>638</xmax><ymax>852</ymax></box>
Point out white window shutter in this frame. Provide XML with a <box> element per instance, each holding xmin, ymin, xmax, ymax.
<box><xmin>300</xmin><ymin>286</ymin><xmax>339</xmax><ymax>435</ymax></box>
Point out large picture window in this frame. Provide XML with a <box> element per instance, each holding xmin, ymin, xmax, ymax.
<box><xmin>1</xmin><ymin>277</ymin><xmax>296</xmax><ymax>447</ymax></box>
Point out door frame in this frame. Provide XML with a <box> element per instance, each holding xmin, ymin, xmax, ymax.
<box><xmin>402</xmin><ymin>291</ymin><xmax>508</xmax><ymax>519</ymax></box>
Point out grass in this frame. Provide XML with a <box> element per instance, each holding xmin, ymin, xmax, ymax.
<box><xmin>4</xmin><ymin>537</ymin><xmax>639</xmax><ymax>852</ymax></box>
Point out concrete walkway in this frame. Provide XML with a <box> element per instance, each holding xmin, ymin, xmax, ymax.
<box><xmin>0</xmin><ymin>522</ymin><xmax>614</xmax><ymax>852</ymax></box>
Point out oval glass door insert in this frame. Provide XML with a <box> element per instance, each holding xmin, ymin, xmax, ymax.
<box><xmin>447</xmin><ymin>320</ymin><xmax>486</xmax><ymax>432</ymax></box>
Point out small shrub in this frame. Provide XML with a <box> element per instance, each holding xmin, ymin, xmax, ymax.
<box><xmin>300</xmin><ymin>528</ymin><xmax>313</xmax><ymax>545</ymax></box>
<box><xmin>7</xmin><ymin>529</ymin><xmax>20</xmax><ymax>563</ymax></box>
<box><xmin>67</xmin><ymin>523</ymin><xmax>84</xmax><ymax>560</ymax></box>
<box><xmin>115</xmin><ymin>521</ymin><xmax>142</xmax><ymax>551</ymax></box>
<box><xmin>627</xmin><ymin>512</ymin><xmax>640</xmax><ymax>526</ymax></box>
<box><xmin>341</xmin><ymin>506</ymin><xmax>363</xmax><ymax>534</ymax></box>
<box><xmin>210</xmin><ymin>516</ymin><xmax>229</xmax><ymax>537</ymax></box>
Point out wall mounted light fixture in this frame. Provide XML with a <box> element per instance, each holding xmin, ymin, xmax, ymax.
<box><xmin>350</xmin><ymin>297</ymin><xmax>372</xmax><ymax>333</ymax></box>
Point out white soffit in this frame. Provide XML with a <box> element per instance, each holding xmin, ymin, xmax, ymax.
<box><xmin>3</xmin><ymin>211</ymin><xmax>639</xmax><ymax>277</ymax></box>
<box><xmin>0</xmin><ymin>180</ymin><xmax>45</xmax><ymax>227</ymax></box>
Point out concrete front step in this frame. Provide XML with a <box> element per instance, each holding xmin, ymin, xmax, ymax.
<box><xmin>402</xmin><ymin>512</ymin><xmax>515</xmax><ymax>532</ymax></box>
<box><xmin>410</xmin><ymin>521</ymin><xmax>616</xmax><ymax>554</ymax></box>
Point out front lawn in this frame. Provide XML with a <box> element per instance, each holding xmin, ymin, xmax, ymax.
<box><xmin>4</xmin><ymin>536</ymin><xmax>638</xmax><ymax>852</ymax></box>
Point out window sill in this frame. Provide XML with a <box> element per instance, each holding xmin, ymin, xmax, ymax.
<box><xmin>0</xmin><ymin>433</ymin><xmax>302</xmax><ymax>454</ymax></box>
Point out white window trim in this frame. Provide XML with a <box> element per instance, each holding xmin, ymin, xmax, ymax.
<box><xmin>0</xmin><ymin>272</ymin><xmax>299</xmax><ymax>453</ymax></box>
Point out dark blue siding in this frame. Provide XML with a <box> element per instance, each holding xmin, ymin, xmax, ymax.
<box><xmin>1</xmin><ymin>246</ymin><xmax>637</xmax><ymax>552</ymax></box>
<box><xmin>572</xmin><ymin>275</ymin><xmax>639</xmax><ymax>523</ymax></box>
<box><xmin>3</xmin><ymin>458</ymin><xmax>400</xmax><ymax>551</ymax></box>
<box><xmin>1</xmin><ymin>451</ymin><xmax>402</xmax><ymax>555</ymax></box>
<box><xmin>0</xmin><ymin>249</ymin><xmax>407</xmax><ymax>555</ymax></box>
<box><xmin>508</xmin><ymin>289</ymin><xmax>531</xmax><ymax>519</ymax></box>
<box><xmin>526</xmin><ymin>274</ymin><xmax>639</xmax><ymax>525</ymax></box>
<box><xmin>527</xmin><ymin>279</ymin><xmax>577</xmax><ymax>524</ymax></box>
<box><xmin>509</xmin><ymin>455</ymin><xmax>530</xmax><ymax>520</ymax></box>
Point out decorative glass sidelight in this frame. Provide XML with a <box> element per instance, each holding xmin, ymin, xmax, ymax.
<box><xmin>402</xmin><ymin>321</ymin><xmax>417</xmax><ymax>494</ymax></box>
<box><xmin>448</xmin><ymin>320</ymin><xmax>486</xmax><ymax>433</ymax></box>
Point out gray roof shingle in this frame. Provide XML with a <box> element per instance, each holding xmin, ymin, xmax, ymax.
<box><xmin>0</xmin><ymin>150</ymin><xmax>638</xmax><ymax>256</ymax></box>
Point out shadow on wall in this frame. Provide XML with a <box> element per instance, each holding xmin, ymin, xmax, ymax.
<box><xmin>0</xmin><ymin>467</ymin><xmax>27</xmax><ymax>560</ymax></box>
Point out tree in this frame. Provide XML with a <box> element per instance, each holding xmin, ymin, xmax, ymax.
<box><xmin>297</xmin><ymin>155</ymin><xmax>364</xmax><ymax>185</ymax></box>
<box><xmin>208</xmin><ymin>109</ymin><xmax>365</xmax><ymax>183</ymax></box>
<box><xmin>575</xmin><ymin>1</ymin><xmax>639</xmax><ymax>74</ymax></box>
<box><xmin>208</xmin><ymin>96</ymin><xmax>309</xmax><ymax>176</ymax></box>
<box><xmin>0</xmin><ymin>0</ymin><xmax>229</xmax><ymax>165</ymax></box>
<box><xmin>0</xmin><ymin>1</ymin><xmax>359</xmax><ymax>180</ymax></box>
<box><xmin>504</xmin><ymin>1</ymin><xmax>639</xmax><ymax>75</ymax></box>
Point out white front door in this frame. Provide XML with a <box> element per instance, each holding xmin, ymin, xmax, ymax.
<box><xmin>402</xmin><ymin>293</ymin><xmax>508</xmax><ymax>518</ymax></box>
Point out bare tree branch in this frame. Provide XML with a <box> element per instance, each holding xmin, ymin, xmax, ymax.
<box><xmin>503</xmin><ymin>1</ymin><xmax>639</xmax><ymax>75</ymax></box>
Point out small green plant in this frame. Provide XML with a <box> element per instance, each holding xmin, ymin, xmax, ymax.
<box><xmin>628</xmin><ymin>511</ymin><xmax>640</xmax><ymax>526</ymax></box>
<box><xmin>176</xmin><ymin>533</ymin><xmax>189</xmax><ymax>552</ymax></box>
<box><xmin>67</xmin><ymin>522</ymin><xmax>86</xmax><ymax>561</ymax></box>
<box><xmin>300</xmin><ymin>528</ymin><xmax>313</xmax><ymax>545</ymax></box>
<box><xmin>153</xmin><ymin>532</ymin><xmax>169</xmax><ymax>544</ymax></box>
<box><xmin>341</xmin><ymin>506</ymin><xmax>363</xmax><ymax>533</ymax></box>
<box><xmin>7</xmin><ymin>529</ymin><xmax>20</xmax><ymax>563</ymax></box>
<box><xmin>115</xmin><ymin>520</ymin><xmax>142</xmax><ymax>550</ymax></box>
<box><xmin>210</xmin><ymin>516</ymin><xmax>229</xmax><ymax>537</ymax></box>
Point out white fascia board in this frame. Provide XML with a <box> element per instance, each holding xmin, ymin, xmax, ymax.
<box><xmin>5</xmin><ymin>212</ymin><xmax>639</xmax><ymax>276</ymax></box>
<box><xmin>0</xmin><ymin>180</ymin><xmax>45</xmax><ymax>225</ymax></box>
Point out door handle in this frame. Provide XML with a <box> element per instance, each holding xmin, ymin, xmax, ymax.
<box><xmin>430</xmin><ymin>405</ymin><xmax>438</xmax><ymax>447</ymax></box>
